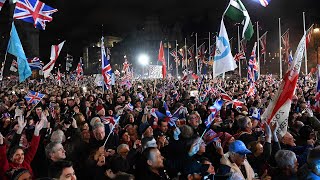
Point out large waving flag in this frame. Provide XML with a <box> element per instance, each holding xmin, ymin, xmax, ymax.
<box><xmin>7</xmin><ymin>23</ymin><xmax>32</xmax><ymax>82</ymax></box>
<box><xmin>261</xmin><ymin>34</ymin><xmax>306</xmax><ymax>137</ymax></box>
<box><xmin>224</xmin><ymin>0</ymin><xmax>254</xmax><ymax>40</ymax></box>
<box><xmin>28</xmin><ymin>57</ymin><xmax>43</xmax><ymax>70</ymax></box>
<box><xmin>43</xmin><ymin>41</ymin><xmax>65</xmax><ymax>78</ymax></box>
<box><xmin>0</xmin><ymin>0</ymin><xmax>5</xmax><ymax>11</ymax></box>
<box><xmin>24</xmin><ymin>90</ymin><xmax>45</xmax><ymax>104</ymax></box>
<box><xmin>158</xmin><ymin>41</ymin><xmax>167</xmax><ymax>79</ymax></box>
<box><xmin>101</xmin><ymin>37</ymin><xmax>112</xmax><ymax>88</ymax></box>
<box><xmin>213</xmin><ymin>19</ymin><xmax>237</xmax><ymax>77</ymax></box>
<box><xmin>14</xmin><ymin>0</ymin><xmax>58</xmax><ymax>30</ymax></box>
<box><xmin>204</xmin><ymin>99</ymin><xmax>224</xmax><ymax>128</ymax></box>
<box><xmin>259</xmin><ymin>31</ymin><xmax>267</xmax><ymax>57</ymax></box>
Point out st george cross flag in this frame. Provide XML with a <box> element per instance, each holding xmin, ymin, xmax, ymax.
<box><xmin>7</xmin><ymin>23</ymin><xmax>32</xmax><ymax>82</ymax></box>
<box><xmin>259</xmin><ymin>32</ymin><xmax>267</xmax><ymax>64</ymax></box>
<box><xmin>261</xmin><ymin>34</ymin><xmax>306</xmax><ymax>137</ymax></box>
<box><xmin>14</xmin><ymin>0</ymin><xmax>58</xmax><ymax>30</ymax></box>
<box><xmin>158</xmin><ymin>41</ymin><xmax>167</xmax><ymax>79</ymax></box>
<box><xmin>43</xmin><ymin>41</ymin><xmax>65</xmax><ymax>78</ymax></box>
<box><xmin>122</xmin><ymin>57</ymin><xmax>130</xmax><ymax>73</ymax></box>
<box><xmin>224</xmin><ymin>0</ymin><xmax>254</xmax><ymax>40</ymax></box>
<box><xmin>0</xmin><ymin>0</ymin><xmax>5</xmax><ymax>11</ymax></box>
<box><xmin>10</xmin><ymin>60</ymin><xmax>18</xmax><ymax>72</ymax></box>
<box><xmin>28</xmin><ymin>57</ymin><xmax>43</xmax><ymax>70</ymax></box>
<box><xmin>101</xmin><ymin>37</ymin><xmax>112</xmax><ymax>88</ymax></box>
<box><xmin>24</xmin><ymin>90</ymin><xmax>45</xmax><ymax>104</ymax></box>
<box><xmin>257</xmin><ymin>0</ymin><xmax>270</xmax><ymax>7</ymax></box>
<box><xmin>213</xmin><ymin>19</ymin><xmax>237</xmax><ymax>77</ymax></box>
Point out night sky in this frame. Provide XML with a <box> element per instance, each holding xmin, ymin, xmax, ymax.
<box><xmin>2</xmin><ymin>0</ymin><xmax>320</xmax><ymax>68</ymax></box>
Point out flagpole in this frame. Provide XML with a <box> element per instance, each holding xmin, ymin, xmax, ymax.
<box><xmin>176</xmin><ymin>40</ymin><xmax>178</xmax><ymax>78</ymax></box>
<box><xmin>238</xmin><ymin>26</ymin><xmax>241</xmax><ymax>81</ymax></box>
<box><xmin>185</xmin><ymin>38</ymin><xmax>187</xmax><ymax>68</ymax></box>
<box><xmin>196</xmin><ymin>33</ymin><xmax>198</xmax><ymax>74</ymax></box>
<box><xmin>208</xmin><ymin>32</ymin><xmax>211</xmax><ymax>77</ymax></box>
<box><xmin>167</xmin><ymin>42</ymin><xmax>170</xmax><ymax>71</ymax></box>
<box><xmin>256</xmin><ymin>21</ymin><xmax>261</xmax><ymax>77</ymax></box>
<box><xmin>303</xmin><ymin>12</ymin><xmax>308</xmax><ymax>74</ymax></box>
<box><xmin>279</xmin><ymin>18</ymin><xmax>283</xmax><ymax>79</ymax></box>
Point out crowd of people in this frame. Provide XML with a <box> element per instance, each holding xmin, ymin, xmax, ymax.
<box><xmin>0</xmin><ymin>74</ymin><xmax>319</xmax><ymax>180</ymax></box>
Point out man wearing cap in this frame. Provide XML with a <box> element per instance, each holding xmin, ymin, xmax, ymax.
<box><xmin>218</xmin><ymin>140</ymin><xmax>255</xmax><ymax>180</ymax></box>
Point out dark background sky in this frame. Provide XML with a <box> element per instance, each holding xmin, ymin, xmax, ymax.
<box><xmin>38</xmin><ymin>0</ymin><xmax>319</xmax><ymax>57</ymax></box>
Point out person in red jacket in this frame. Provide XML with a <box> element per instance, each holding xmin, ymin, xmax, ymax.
<box><xmin>0</xmin><ymin>116</ymin><xmax>44</xmax><ymax>179</ymax></box>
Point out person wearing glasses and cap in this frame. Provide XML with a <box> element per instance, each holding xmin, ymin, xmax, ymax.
<box><xmin>218</xmin><ymin>140</ymin><xmax>255</xmax><ymax>180</ymax></box>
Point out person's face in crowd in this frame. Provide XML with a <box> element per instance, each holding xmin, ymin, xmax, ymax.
<box><xmin>188</xmin><ymin>114</ymin><xmax>200</xmax><ymax>128</ymax></box>
<box><xmin>89</xmin><ymin>96</ymin><xmax>94</xmax><ymax>102</ymax></box>
<box><xmin>107</xmin><ymin>110</ymin><xmax>113</xmax><ymax>116</ymax></box>
<box><xmin>63</xmin><ymin>98</ymin><xmax>68</xmax><ymax>104</ymax></box>
<box><xmin>117</xmin><ymin>97</ymin><xmax>123</xmax><ymax>104</ymax></box>
<box><xmin>126</xmin><ymin>125</ymin><xmax>135</xmax><ymax>135</ymax></box>
<box><xmin>255</xmin><ymin>143</ymin><xmax>264</xmax><ymax>156</ymax></box>
<box><xmin>127</xmin><ymin>97</ymin><xmax>131</xmax><ymax>103</ymax></box>
<box><xmin>73</xmin><ymin>106</ymin><xmax>80</xmax><ymax>114</ymax></box>
<box><xmin>231</xmin><ymin>152</ymin><xmax>246</xmax><ymax>166</ymax></box>
<box><xmin>94</xmin><ymin>126</ymin><xmax>105</xmax><ymax>140</ymax></box>
<box><xmin>147</xmin><ymin>99</ymin><xmax>153</xmax><ymax>107</ymax></box>
<box><xmin>35</xmin><ymin>107</ymin><xmax>42</xmax><ymax>116</ymax></box>
<box><xmin>118</xmin><ymin>145</ymin><xmax>130</xmax><ymax>159</ymax></box>
<box><xmin>97</xmin><ymin>108</ymin><xmax>105</xmax><ymax>117</ymax></box>
<box><xmin>135</xmin><ymin>102</ymin><xmax>141</xmax><ymax>108</ymax></box>
<box><xmin>85</xmin><ymin>101</ymin><xmax>91</xmax><ymax>107</ymax></box>
<box><xmin>159</xmin><ymin>121</ymin><xmax>168</xmax><ymax>133</ymax></box>
<box><xmin>17</xmin><ymin>171</ymin><xmax>32</xmax><ymax>180</ymax></box>
<box><xmin>81</xmin><ymin>129</ymin><xmax>90</xmax><ymax>141</ymax></box>
<box><xmin>75</xmin><ymin>97</ymin><xmax>80</xmax><ymax>105</ymax></box>
<box><xmin>198</xmin><ymin>139</ymin><xmax>206</xmax><ymax>155</ymax></box>
<box><xmin>282</xmin><ymin>132</ymin><xmax>296</xmax><ymax>146</ymax></box>
<box><xmin>147</xmin><ymin>148</ymin><xmax>164</xmax><ymax>169</ymax></box>
<box><xmin>203</xmin><ymin>160</ymin><xmax>215</xmax><ymax>175</ymax></box>
<box><xmin>122</xmin><ymin>132</ymin><xmax>131</xmax><ymax>142</ymax></box>
<box><xmin>68</xmin><ymin>99</ymin><xmax>75</xmax><ymax>107</ymax></box>
<box><xmin>51</xmin><ymin>143</ymin><xmax>66</xmax><ymax>161</ymax></box>
<box><xmin>128</xmin><ymin>114</ymin><xmax>134</xmax><ymax>123</ymax></box>
<box><xmin>59</xmin><ymin>166</ymin><xmax>77</xmax><ymax>180</ymax></box>
<box><xmin>11</xmin><ymin>148</ymin><xmax>24</xmax><ymax>164</ymax></box>
<box><xmin>79</xmin><ymin>114</ymin><xmax>85</xmax><ymax>122</ymax></box>
<box><xmin>251</xmin><ymin>119</ymin><xmax>258</xmax><ymax>129</ymax></box>
<box><xmin>144</xmin><ymin>126</ymin><xmax>154</xmax><ymax>138</ymax></box>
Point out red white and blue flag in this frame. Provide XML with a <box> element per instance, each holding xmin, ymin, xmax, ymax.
<box><xmin>248</xmin><ymin>42</ymin><xmax>259</xmax><ymax>82</ymax></box>
<box><xmin>76</xmin><ymin>57</ymin><xmax>83</xmax><ymax>80</ymax></box>
<box><xmin>204</xmin><ymin>99</ymin><xmax>223</xmax><ymax>128</ymax></box>
<box><xmin>197</xmin><ymin>42</ymin><xmax>207</xmax><ymax>61</ymax></box>
<box><xmin>14</xmin><ymin>0</ymin><xmax>58</xmax><ymax>30</ymax></box>
<box><xmin>188</xmin><ymin>45</ymin><xmax>195</xmax><ymax>62</ymax></box>
<box><xmin>259</xmin><ymin>31</ymin><xmax>267</xmax><ymax>64</ymax></box>
<box><xmin>28</xmin><ymin>57</ymin><xmax>43</xmax><ymax>70</ymax></box>
<box><xmin>258</xmin><ymin>0</ymin><xmax>270</xmax><ymax>7</ymax></box>
<box><xmin>281</xmin><ymin>29</ymin><xmax>290</xmax><ymax>63</ymax></box>
<box><xmin>101</xmin><ymin>37</ymin><xmax>112</xmax><ymax>88</ymax></box>
<box><xmin>122</xmin><ymin>57</ymin><xmax>130</xmax><ymax>73</ymax></box>
<box><xmin>0</xmin><ymin>0</ymin><xmax>5</xmax><ymax>12</ymax></box>
<box><xmin>247</xmin><ymin>83</ymin><xmax>255</xmax><ymax>97</ymax></box>
<box><xmin>24</xmin><ymin>90</ymin><xmax>44</xmax><ymax>104</ymax></box>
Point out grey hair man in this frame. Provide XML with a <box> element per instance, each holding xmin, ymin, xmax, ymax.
<box><xmin>45</xmin><ymin>142</ymin><xmax>67</xmax><ymax>162</ymax></box>
<box><xmin>273</xmin><ymin>150</ymin><xmax>298</xmax><ymax>179</ymax></box>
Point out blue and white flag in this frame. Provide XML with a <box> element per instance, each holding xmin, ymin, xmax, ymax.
<box><xmin>213</xmin><ymin>19</ymin><xmax>237</xmax><ymax>77</ymax></box>
<box><xmin>7</xmin><ymin>22</ymin><xmax>31</xmax><ymax>82</ymax></box>
<box><xmin>28</xmin><ymin>57</ymin><xmax>43</xmax><ymax>70</ymax></box>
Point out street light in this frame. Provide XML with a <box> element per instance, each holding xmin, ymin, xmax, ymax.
<box><xmin>138</xmin><ymin>54</ymin><xmax>149</xmax><ymax>78</ymax></box>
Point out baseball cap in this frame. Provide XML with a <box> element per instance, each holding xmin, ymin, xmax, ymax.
<box><xmin>229</xmin><ymin>140</ymin><xmax>251</xmax><ymax>155</ymax></box>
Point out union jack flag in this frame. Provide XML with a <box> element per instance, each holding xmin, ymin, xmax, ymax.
<box><xmin>197</xmin><ymin>42</ymin><xmax>207</xmax><ymax>61</ymax></box>
<box><xmin>188</xmin><ymin>45</ymin><xmax>195</xmax><ymax>62</ymax></box>
<box><xmin>205</xmin><ymin>99</ymin><xmax>223</xmax><ymax>128</ymax></box>
<box><xmin>247</xmin><ymin>83</ymin><xmax>255</xmax><ymax>97</ymax></box>
<box><xmin>288</xmin><ymin>50</ymin><xmax>293</xmax><ymax>68</ymax></box>
<box><xmin>234</xmin><ymin>52</ymin><xmax>246</xmax><ymax>62</ymax></box>
<box><xmin>124</xmin><ymin>103</ymin><xmax>134</xmax><ymax>111</ymax></box>
<box><xmin>24</xmin><ymin>90</ymin><xmax>44</xmax><ymax>104</ymax></box>
<box><xmin>170</xmin><ymin>50</ymin><xmax>179</xmax><ymax>65</ymax></box>
<box><xmin>281</xmin><ymin>29</ymin><xmax>290</xmax><ymax>62</ymax></box>
<box><xmin>101</xmin><ymin>37</ymin><xmax>112</xmax><ymax>88</ymax></box>
<box><xmin>259</xmin><ymin>31</ymin><xmax>267</xmax><ymax>64</ymax></box>
<box><xmin>306</xmin><ymin>24</ymin><xmax>314</xmax><ymax>48</ymax></box>
<box><xmin>101</xmin><ymin>116</ymin><xmax>115</xmax><ymax>125</ymax></box>
<box><xmin>209</xmin><ymin>44</ymin><xmax>215</xmax><ymax>60</ymax></box>
<box><xmin>122</xmin><ymin>58</ymin><xmax>130</xmax><ymax>72</ymax></box>
<box><xmin>14</xmin><ymin>0</ymin><xmax>58</xmax><ymax>30</ymax></box>
<box><xmin>248</xmin><ymin>42</ymin><xmax>259</xmax><ymax>82</ymax></box>
<box><xmin>28</xmin><ymin>57</ymin><xmax>43</xmax><ymax>70</ymax></box>
<box><xmin>0</xmin><ymin>0</ymin><xmax>5</xmax><ymax>12</ymax></box>
<box><xmin>76</xmin><ymin>57</ymin><xmax>83</xmax><ymax>80</ymax></box>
